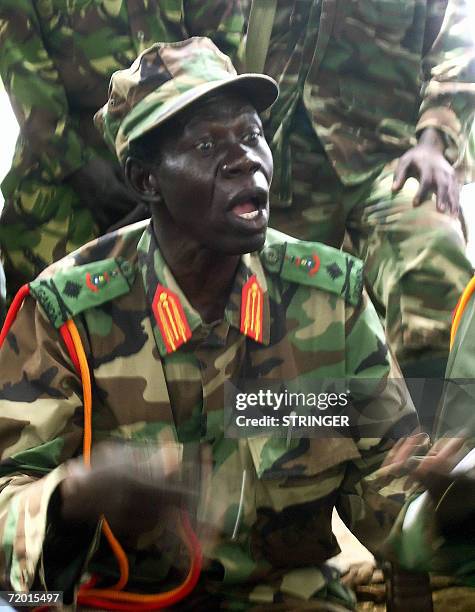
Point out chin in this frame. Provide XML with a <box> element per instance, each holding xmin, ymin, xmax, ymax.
<box><xmin>222</xmin><ymin>230</ymin><xmax>267</xmax><ymax>255</ymax></box>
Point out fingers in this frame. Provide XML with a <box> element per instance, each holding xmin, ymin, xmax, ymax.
<box><xmin>392</xmin><ymin>146</ymin><xmax>459</xmax><ymax>214</ymax></box>
<box><xmin>406</xmin><ymin>462</ymin><xmax>453</xmax><ymax>499</ymax></box>
<box><xmin>434</xmin><ymin>178</ymin><xmax>449</xmax><ymax>213</ymax></box>
<box><xmin>447</xmin><ymin>177</ymin><xmax>460</xmax><ymax>215</ymax></box>
<box><xmin>406</xmin><ymin>436</ymin><xmax>467</xmax><ymax>498</ymax></box>
<box><xmin>413</xmin><ymin>168</ymin><xmax>432</xmax><ymax>207</ymax></box>
<box><xmin>382</xmin><ymin>432</ymin><xmax>429</xmax><ymax>469</ymax></box>
<box><xmin>427</xmin><ymin>436</ymin><xmax>467</xmax><ymax>465</ymax></box>
<box><xmin>413</xmin><ymin>155</ymin><xmax>458</xmax><ymax>213</ymax></box>
<box><xmin>433</xmin><ymin>166</ymin><xmax>459</xmax><ymax>214</ymax></box>
<box><xmin>392</xmin><ymin>154</ymin><xmax>411</xmax><ymax>193</ymax></box>
<box><xmin>378</xmin><ymin>432</ymin><xmax>429</xmax><ymax>480</ymax></box>
<box><xmin>341</xmin><ymin>561</ymin><xmax>376</xmax><ymax>587</ymax></box>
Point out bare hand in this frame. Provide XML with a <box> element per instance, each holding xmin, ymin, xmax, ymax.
<box><xmin>341</xmin><ymin>561</ymin><xmax>377</xmax><ymax>587</ymax></box>
<box><xmin>392</xmin><ymin>128</ymin><xmax>459</xmax><ymax>214</ymax></box>
<box><xmin>384</xmin><ymin>436</ymin><xmax>475</xmax><ymax>537</ymax></box>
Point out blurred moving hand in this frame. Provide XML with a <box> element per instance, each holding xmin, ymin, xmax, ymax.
<box><xmin>59</xmin><ymin>442</ymin><xmax>192</xmax><ymax>539</ymax></box>
<box><xmin>383</xmin><ymin>434</ymin><xmax>475</xmax><ymax>538</ymax></box>
<box><xmin>67</xmin><ymin>158</ymin><xmax>138</xmax><ymax>230</ymax></box>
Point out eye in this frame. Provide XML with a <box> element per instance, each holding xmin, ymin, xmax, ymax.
<box><xmin>242</xmin><ymin>129</ymin><xmax>262</xmax><ymax>146</ymax></box>
<box><xmin>196</xmin><ymin>140</ymin><xmax>214</xmax><ymax>154</ymax></box>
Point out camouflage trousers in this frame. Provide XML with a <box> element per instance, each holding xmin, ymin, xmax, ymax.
<box><xmin>269</xmin><ymin>111</ymin><xmax>473</xmax><ymax>372</ymax></box>
<box><xmin>0</xmin><ymin>173</ymin><xmax>101</xmax><ymax>300</ymax></box>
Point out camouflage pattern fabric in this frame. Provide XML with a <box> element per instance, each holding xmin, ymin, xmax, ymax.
<box><xmin>241</xmin><ymin>0</ymin><xmax>475</xmax><ymax>371</ymax></box>
<box><xmin>0</xmin><ymin>0</ymin><xmax>244</xmax><ymax>297</ymax></box>
<box><xmin>251</xmin><ymin>0</ymin><xmax>475</xmax><ymax>197</ymax></box>
<box><xmin>0</xmin><ymin>220</ymin><xmax>432</xmax><ymax>609</ymax></box>
<box><xmin>268</xmin><ymin>106</ymin><xmax>473</xmax><ymax>370</ymax></box>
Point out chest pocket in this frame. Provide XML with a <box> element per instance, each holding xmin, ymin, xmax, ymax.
<box><xmin>248</xmin><ymin>436</ymin><xmax>361</xmax><ymax>510</ymax></box>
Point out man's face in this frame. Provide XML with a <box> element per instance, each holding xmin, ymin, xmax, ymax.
<box><xmin>151</xmin><ymin>92</ymin><xmax>273</xmax><ymax>254</ymax></box>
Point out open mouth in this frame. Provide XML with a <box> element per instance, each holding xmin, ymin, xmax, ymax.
<box><xmin>231</xmin><ymin>198</ymin><xmax>260</xmax><ymax>220</ymax></box>
<box><xmin>227</xmin><ymin>188</ymin><xmax>268</xmax><ymax>231</ymax></box>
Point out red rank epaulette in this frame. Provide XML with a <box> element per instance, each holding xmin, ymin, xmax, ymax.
<box><xmin>152</xmin><ymin>284</ymin><xmax>192</xmax><ymax>353</ymax></box>
<box><xmin>241</xmin><ymin>275</ymin><xmax>264</xmax><ymax>343</ymax></box>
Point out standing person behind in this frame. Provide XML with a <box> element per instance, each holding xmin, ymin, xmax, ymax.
<box><xmin>0</xmin><ymin>0</ymin><xmax>244</xmax><ymax>299</ymax></box>
<box><xmin>243</xmin><ymin>0</ymin><xmax>475</xmax><ymax>387</ymax></box>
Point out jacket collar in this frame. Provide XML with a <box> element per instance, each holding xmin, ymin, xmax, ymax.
<box><xmin>137</xmin><ymin>224</ymin><xmax>270</xmax><ymax>357</ymax></box>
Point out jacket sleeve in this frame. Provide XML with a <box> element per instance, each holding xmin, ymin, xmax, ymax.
<box><xmin>340</xmin><ymin>293</ymin><xmax>475</xmax><ymax>578</ymax></box>
<box><xmin>416</xmin><ymin>0</ymin><xmax>475</xmax><ymax>168</ymax></box>
<box><xmin>0</xmin><ymin>296</ymin><xmax>98</xmax><ymax>593</ymax></box>
<box><xmin>0</xmin><ymin>0</ymin><xmax>95</xmax><ymax>182</ymax></box>
<box><xmin>379</xmin><ymin>287</ymin><xmax>475</xmax><ymax>580</ymax></box>
<box><xmin>336</xmin><ymin>291</ymin><xmax>423</xmax><ymax>554</ymax></box>
<box><xmin>183</xmin><ymin>0</ymin><xmax>245</xmax><ymax>62</ymax></box>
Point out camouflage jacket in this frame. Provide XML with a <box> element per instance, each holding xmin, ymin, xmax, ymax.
<box><xmin>0</xmin><ymin>221</ymin><xmax>428</xmax><ymax>606</ymax></box>
<box><xmin>252</xmin><ymin>0</ymin><xmax>475</xmax><ymax>199</ymax></box>
<box><xmin>0</xmin><ymin>0</ymin><xmax>244</xmax><ymax>194</ymax></box>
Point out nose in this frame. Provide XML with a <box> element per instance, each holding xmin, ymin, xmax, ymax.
<box><xmin>221</xmin><ymin>148</ymin><xmax>261</xmax><ymax>178</ymax></box>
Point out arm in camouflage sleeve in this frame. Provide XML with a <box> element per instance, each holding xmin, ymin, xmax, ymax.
<box><xmin>379</xmin><ymin>290</ymin><xmax>475</xmax><ymax>579</ymax></box>
<box><xmin>0</xmin><ymin>0</ymin><xmax>95</xmax><ymax>182</ymax></box>
<box><xmin>335</xmin><ymin>291</ymin><xmax>423</xmax><ymax>554</ymax></box>
<box><xmin>340</xmin><ymin>293</ymin><xmax>475</xmax><ymax>577</ymax></box>
<box><xmin>183</xmin><ymin>0</ymin><xmax>245</xmax><ymax>62</ymax></box>
<box><xmin>416</xmin><ymin>0</ymin><xmax>475</xmax><ymax>167</ymax></box>
<box><xmin>0</xmin><ymin>297</ymin><xmax>97</xmax><ymax>592</ymax></box>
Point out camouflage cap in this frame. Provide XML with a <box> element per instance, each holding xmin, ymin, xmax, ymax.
<box><xmin>94</xmin><ymin>37</ymin><xmax>279</xmax><ymax>165</ymax></box>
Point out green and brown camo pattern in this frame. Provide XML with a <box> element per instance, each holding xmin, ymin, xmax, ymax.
<box><xmin>0</xmin><ymin>0</ymin><xmax>245</xmax><ymax>295</ymax></box>
<box><xmin>0</xmin><ymin>221</ymin><xmax>427</xmax><ymax>608</ymax></box>
<box><xmin>267</xmin><ymin>110</ymin><xmax>473</xmax><ymax>369</ymax></box>
<box><xmin>244</xmin><ymin>0</ymin><xmax>475</xmax><ymax>201</ymax></box>
<box><xmin>95</xmin><ymin>37</ymin><xmax>277</xmax><ymax>167</ymax></box>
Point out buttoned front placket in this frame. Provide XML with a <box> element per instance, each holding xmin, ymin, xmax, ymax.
<box><xmin>137</xmin><ymin>226</ymin><xmax>270</xmax><ymax>444</ymax></box>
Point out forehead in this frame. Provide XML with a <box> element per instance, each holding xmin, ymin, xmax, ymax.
<box><xmin>132</xmin><ymin>92</ymin><xmax>260</xmax><ymax>162</ymax></box>
<box><xmin>179</xmin><ymin>92</ymin><xmax>259</xmax><ymax>131</ymax></box>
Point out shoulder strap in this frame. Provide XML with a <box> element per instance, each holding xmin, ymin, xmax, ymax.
<box><xmin>261</xmin><ymin>229</ymin><xmax>364</xmax><ymax>307</ymax></box>
<box><xmin>29</xmin><ymin>257</ymin><xmax>135</xmax><ymax>329</ymax></box>
<box><xmin>245</xmin><ymin>0</ymin><xmax>278</xmax><ymax>73</ymax></box>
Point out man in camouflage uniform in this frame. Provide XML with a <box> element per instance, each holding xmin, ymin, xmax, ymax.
<box><xmin>0</xmin><ymin>38</ymin><xmax>472</xmax><ymax>610</ymax></box>
<box><xmin>0</xmin><ymin>0</ymin><xmax>244</xmax><ymax>299</ymax></box>
<box><xmin>243</xmin><ymin>0</ymin><xmax>475</xmax><ymax>382</ymax></box>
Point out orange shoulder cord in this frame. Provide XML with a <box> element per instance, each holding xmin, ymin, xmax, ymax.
<box><xmin>0</xmin><ymin>287</ymin><xmax>203</xmax><ymax>611</ymax></box>
<box><xmin>450</xmin><ymin>277</ymin><xmax>475</xmax><ymax>350</ymax></box>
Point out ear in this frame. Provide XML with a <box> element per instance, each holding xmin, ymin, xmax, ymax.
<box><xmin>125</xmin><ymin>157</ymin><xmax>161</xmax><ymax>204</ymax></box>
